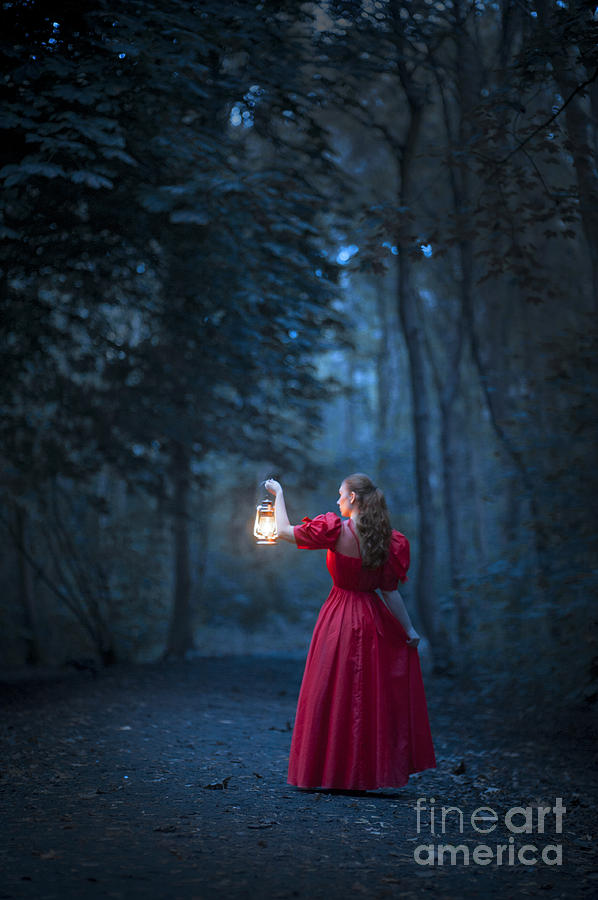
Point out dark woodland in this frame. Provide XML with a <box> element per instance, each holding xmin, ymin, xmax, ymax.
<box><xmin>1</xmin><ymin>1</ymin><xmax>597</xmax><ymax>898</ymax></box>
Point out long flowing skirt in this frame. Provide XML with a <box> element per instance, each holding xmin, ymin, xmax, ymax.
<box><xmin>287</xmin><ymin>587</ymin><xmax>437</xmax><ymax>790</ymax></box>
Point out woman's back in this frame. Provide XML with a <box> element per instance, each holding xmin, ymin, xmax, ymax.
<box><xmin>334</xmin><ymin>518</ymin><xmax>362</xmax><ymax>558</ymax></box>
<box><xmin>294</xmin><ymin>513</ymin><xmax>410</xmax><ymax>593</ymax></box>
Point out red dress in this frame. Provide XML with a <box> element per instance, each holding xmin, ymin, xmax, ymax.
<box><xmin>287</xmin><ymin>512</ymin><xmax>436</xmax><ymax>790</ymax></box>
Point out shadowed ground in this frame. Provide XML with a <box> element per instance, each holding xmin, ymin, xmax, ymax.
<box><xmin>1</xmin><ymin>656</ymin><xmax>597</xmax><ymax>899</ymax></box>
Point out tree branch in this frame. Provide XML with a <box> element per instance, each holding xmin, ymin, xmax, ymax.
<box><xmin>486</xmin><ymin>66</ymin><xmax>598</xmax><ymax>180</ymax></box>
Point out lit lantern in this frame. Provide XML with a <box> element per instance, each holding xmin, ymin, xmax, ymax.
<box><xmin>254</xmin><ymin>498</ymin><xmax>278</xmax><ymax>544</ymax></box>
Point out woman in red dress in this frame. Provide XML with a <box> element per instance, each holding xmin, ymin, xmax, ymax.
<box><xmin>264</xmin><ymin>473</ymin><xmax>436</xmax><ymax>792</ymax></box>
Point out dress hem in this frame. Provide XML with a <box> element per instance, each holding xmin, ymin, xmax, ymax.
<box><xmin>287</xmin><ymin>763</ymin><xmax>436</xmax><ymax>792</ymax></box>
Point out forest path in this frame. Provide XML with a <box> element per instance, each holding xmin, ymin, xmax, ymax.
<box><xmin>1</xmin><ymin>656</ymin><xmax>597</xmax><ymax>900</ymax></box>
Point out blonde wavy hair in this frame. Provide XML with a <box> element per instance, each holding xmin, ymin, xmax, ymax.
<box><xmin>344</xmin><ymin>473</ymin><xmax>392</xmax><ymax>569</ymax></box>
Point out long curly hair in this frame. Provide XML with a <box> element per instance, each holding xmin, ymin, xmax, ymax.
<box><xmin>344</xmin><ymin>473</ymin><xmax>392</xmax><ymax>569</ymax></box>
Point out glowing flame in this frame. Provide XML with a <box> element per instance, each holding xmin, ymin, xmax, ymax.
<box><xmin>254</xmin><ymin>499</ymin><xmax>278</xmax><ymax>544</ymax></box>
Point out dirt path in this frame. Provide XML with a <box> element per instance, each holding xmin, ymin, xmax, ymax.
<box><xmin>1</xmin><ymin>656</ymin><xmax>597</xmax><ymax>899</ymax></box>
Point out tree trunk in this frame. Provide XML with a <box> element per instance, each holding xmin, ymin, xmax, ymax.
<box><xmin>555</xmin><ymin>74</ymin><xmax>598</xmax><ymax>312</ymax></box>
<box><xmin>394</xmin><ymin>87</ymin><xmax>438</xmax><ymax>648</ymax></box>
<box><xmin>437</xmin><ymin>317</ymin><xmax>466</xmax><ymax>650</ymax></box>
<box><xmin>398</xmin><ymin>271</ymin><xmax>437</xmax><ymax>647</ymax></box>
<box><xmin>375</xmin><ymin>284</ymin><xmax>393</xmax><ymax>447</ymax></box>
<box><xmin>374</xmin><ymin>281</ymin><xmax>406</xmax><ymax>516</ymax></box>
<box><xmin>165</xmin><ymin>441</ymin><xmax>194</xmax><ymax>658</ymax></box>
<box><xmin>465</xmin><ymin>389</ymin><xmax>489</xmax><ymax>566</ymax></box>
<box><xmin>194</xmin><ymin>487</ymin><xmax>211</xmax><ymax>627</ymax></box>
<box><xmin>386</xmin><ymin>1</ymin><xmax>439</xmax><ymax>648</ymax></box>
<box><xmin>13</xmin><ymin>502</ymin><xmax>41</xmax><ymax>664</ymax></box>
<box><xmin>536</xmin><ymin>0</ymin><xmax>598</xmax><ymax>311</ymax></box>
<box><xmin>429</xmin><ymin>0</ymin><xmax>478</xmax><ymax>656</ymax></box>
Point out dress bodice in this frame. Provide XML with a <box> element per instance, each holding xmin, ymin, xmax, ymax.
<box><xmin>326</xmin><ymin>550</ymin><xmax>389</xmax><ymax>592</ymax></box>
<box><xmin>293</xmin><ymin>512</ymin><xmax>410</xmax><ymax>592</ymax></box>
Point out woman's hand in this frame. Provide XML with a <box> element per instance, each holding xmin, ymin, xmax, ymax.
<box><xmin>405</xmin><ymin>627</ymin><xmax>420</xmax><ymax>648</ymax></box>
<box><xmin>263</xmin><ymin>479</ymin><xmax>296</xmax><ymax>543</ymax></box>
<box><xmin>264</xmin><ymin>478</ymin><xmax>282</xmax><ymax>496</ymax></box>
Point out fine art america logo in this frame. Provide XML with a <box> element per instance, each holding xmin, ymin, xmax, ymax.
<box><xmin>413</xmin><ymin>797</ymin><xmax>566</xmax><ymax>867</ymax></box>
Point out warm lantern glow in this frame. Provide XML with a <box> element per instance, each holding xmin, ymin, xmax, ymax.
<box><xmin>254</xmin><ymin>498</ymin><xmax>278</xmax><ymax>544</ymax></box>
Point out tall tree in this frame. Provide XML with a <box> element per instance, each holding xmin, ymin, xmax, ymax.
<box><xmin>1</xmin><ymin>0</ymin><xmax>345</xmax><ymax>660</ymax></box>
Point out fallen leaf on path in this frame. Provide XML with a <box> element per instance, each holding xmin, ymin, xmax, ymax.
<box><xmin>33</xmin><ymin>849</ymin><xmax>59</xmax><ymax>860</ymax></box>
<box><xmin>203</xmin><ymin>776</ymin><xmax>232</xmax><ymax>790</ymax></box>
<box><xmin>481</xmin><ymin>786</ymin><xmax>501</xmax><ymax>798</ymax></box>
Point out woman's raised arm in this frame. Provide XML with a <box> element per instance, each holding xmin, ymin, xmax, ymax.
<box><xmin>264</xmin><ymin>479</ymin><xmax>297</xmax><ymax>543</ymax></box>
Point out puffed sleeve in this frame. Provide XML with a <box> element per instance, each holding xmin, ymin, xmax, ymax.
<box><xmin>293</xmin><ymin>512</ymin><xmax>342</xmax><ymax>550</ymax></box>
<box><xmin>379</xmin><ymin>531</ymin><xmax>410</xmax><ymax>591</ymax></box>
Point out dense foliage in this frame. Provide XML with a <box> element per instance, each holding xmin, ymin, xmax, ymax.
<box><xmin>0</xmin><ymin>0</ymin><xmax>344</xmax><ymax>659</ymax></box>
<box><xmin>0</xmin><ymin>0</ymin><xmax>342</xmax><ymax>495</ymax></box>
